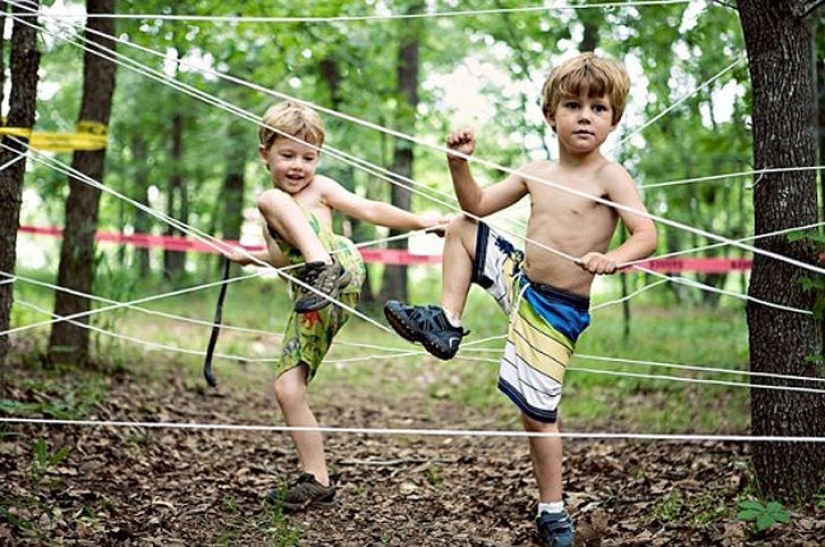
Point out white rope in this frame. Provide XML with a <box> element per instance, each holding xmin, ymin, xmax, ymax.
<box><xmin>0</xmin><ymin>267</ymin><xmax>258</xmax><ymax>337</ymax></box>
<box><xmin>20</xmin><ymin>296</ymin><xmax>819</xmax><ymax>394</ymax></box>
<box><xmin>38</xmin><ymin>1</ymin><xmax>694</xmax><ymax>23</ymax></box>
<box><xmin>24</xmin><ymin>7</ymin><xmax>822</xmax><ymax>279</ymax></box>
<box><xmin>19</xmin><ymin>11</ymin><xmax>823</xmax><ymax>319</ymax></box>
<box><xmin>323</xmin><ymin>342</ymin><xmax>825</xmax><ymax>395</ymax></box>
<box><xmin>0</xmin><ymin>152</ymin><xmax>26</xmax><ymax>172</ymax></box>
<box><xmin>624</xmin><ymin>221</ymin><xmax>825</xmax><ymax>264</ymax></box>
<box><xmin>5</xmin><ymin>229</ymin><xmax>427</xmax><ymax>341</ymax></box>
<box><xmin>4</xmin><ymin>138</ymin><xmax>394</xmax><ymax>335</ymax></box>
<box><xmin>640</xmin><ymin>165</ymin><xmax>825</xmax><ymax>189</ymax></box>
<box><xmin>609</xmin><ymin>56</ymin><xmax>747</xmax><ymax>153</ymax></box>
<box><xmin>575</xmin><ymin>353</ymin><xmax>825</xmax><ymax>385</ymax></box>
<box><xmin>2</xmin><ymin>417</ymin><xmax>823</xmax><ymax>443</ymax></box>
<box><xmin>14</xmin><ymin>299</ymin><xmax>262</xmax><ymax>363</ymax></box>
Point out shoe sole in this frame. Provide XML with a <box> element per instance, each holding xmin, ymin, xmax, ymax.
<box><xmin>282</xmin><ymin>497</ymin><xmax>336</xmax><ymax>512</ymax></box>
<box><xmin>295</xmin><ymin>271</ymin><xmax>353</xmax><ymax>313</ymax></box>
<box><xmin>384</xmin><ymin>304</ymin><xmax>457</xmax><ymax>361</ymax></box>
<box><xmin>383</xmin><ymin>303</ymin><xmax>422</xmax><ymax>344</ymax></box>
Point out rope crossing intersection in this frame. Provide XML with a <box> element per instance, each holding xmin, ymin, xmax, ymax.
<box><xmin>3</xmin><ymin>1</ymin><xmax>824</xmax><ymax>445</ymax></box>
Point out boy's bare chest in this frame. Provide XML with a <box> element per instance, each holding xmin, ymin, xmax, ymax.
<box><xmin>292</xmin><ymin>192</ymin><xmax>334</xmax><ymax>226</ymax></box>
<box><xmin>530</xmin><ymin>182</ymin><xmax>608</xmax><ymax>219</ymax></box>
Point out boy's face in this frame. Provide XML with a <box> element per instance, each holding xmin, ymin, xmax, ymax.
<box><xmin>546</xmin><ymin>92</ymin><xmax>617</xmax><ymax>153</ymax></box>
<box><xmin>259</xmin><ymin>137</ymin><xmax>320</xmax><ymax>194</ymax></box>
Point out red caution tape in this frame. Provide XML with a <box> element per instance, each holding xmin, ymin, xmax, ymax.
<box><xmin>19</xmin><ymin>225</ymin><xmax>751</xmax><ymax>271</ymax></box>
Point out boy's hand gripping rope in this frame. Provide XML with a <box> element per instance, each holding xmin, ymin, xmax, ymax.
<box><xmin>203</xmin><ymin>257</ymin><xmax>231</xmax><ymax>387</ymax></box>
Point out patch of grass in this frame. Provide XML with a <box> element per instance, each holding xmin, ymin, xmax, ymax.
<box><xmin>1</xmin><ymin>372</ymin><xmax>108</xmax><ymax>421</ymax></box>
<box><xmin>30</xmin><ymin>437</ymin><xmax>72</xmax><ymax>487</ymax></box>
<box><xmin>647</xmin><ymin>488</ymin><xmax>729</xmax><ymax>528</ymax></box>
<box><xmin>263</xmin><ymin>505</ymin><xmax>304</xmax><ymax>547</ymax></box>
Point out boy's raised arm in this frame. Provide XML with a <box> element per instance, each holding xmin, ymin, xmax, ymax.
<box><xmin>320</xmin><ymin>175</ymin><xmax>449</xmax><ymax>233</ymax></box>
<box><xmin>446</xmin><ymin>129</ymin><xmax>484</xmax><ymax>214</ymax></box>
<box><xmin>447</xmin><ymin>129</ymin><xmax>528</xmax><ymax>218</ymax></box>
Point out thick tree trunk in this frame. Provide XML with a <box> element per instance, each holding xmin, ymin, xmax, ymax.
<box><xmin>380</xmin><ymin>1</ymin><xmax>423</xmax><ymax>303</ymax></box>
<box><xmin>738</xmin><ymin>0</ymin><xmax>824</xmax><ymax>503</ymax></box>
<box><xmin>48</xmin><ymin>0</ymin><xmax>117</xmax><ymax>365</ymax></box>
<box><xmin>0</xmin><ymin>0</ymin><xmax>40</xmax><ymax>367</ymax></box>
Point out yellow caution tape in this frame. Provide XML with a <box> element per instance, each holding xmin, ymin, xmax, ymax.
<box><xmin>0</xmin><ymin>120</ymin><xmax>108</xmax><ymax>152</ymax></box>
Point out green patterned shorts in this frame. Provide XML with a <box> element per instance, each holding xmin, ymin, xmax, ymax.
<box><xmin>277</xmin><ymin>236</ymin><xmax>365</xmax><ymax>382</ymax></box>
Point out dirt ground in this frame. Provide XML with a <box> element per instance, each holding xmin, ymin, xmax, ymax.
<box><xmin>1</xmin><ymin>352</ymin><xmax>824</xmax><ymax>546</ymax></box>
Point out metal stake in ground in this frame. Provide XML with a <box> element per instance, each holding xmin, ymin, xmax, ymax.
<box><xmin>203</xmin><ymin>256</ymin><xmax>231</xmax><ymax>387</ymax></box>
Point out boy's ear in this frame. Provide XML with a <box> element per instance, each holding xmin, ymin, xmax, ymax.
<box><xmin>258</xmin><ymin>145</ymin><xmax>271</xmax><ymax>170</ymax></box>
<box><xmin>545</xmin><ymin>113</ymin><xmax>557</xmax><ymax>133</ymax></box>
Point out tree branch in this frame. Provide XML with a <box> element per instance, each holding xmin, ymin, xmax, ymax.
<box><xmin>708</xmin><ymin>0</ymin><xmax>737</xmax><ymax>10</ymax></box>
<box><xmin>797</xmin><ymin>0</ymin><xmax>825</xmax><ymax>18</ymax></box>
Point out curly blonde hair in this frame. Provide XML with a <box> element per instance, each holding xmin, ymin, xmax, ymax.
<box><xmin>541</xmin><ymin>52</ymin><xmax>631</xmax><ymax>126</ymax></box>
<box><xmin>258</xmin><ymin>100</ymin><xmax>325</xmax><ymax>149</ymax></box>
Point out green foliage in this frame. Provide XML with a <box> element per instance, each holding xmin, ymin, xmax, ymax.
<box><xmin>0</xmin><ymin>375</ymin><xmax>107</xmax><ymax>420</ymax></box>
<box><xmin>648</xmin><ymin>488</ymin><xmax>728</xmax><ymax>527</ymax></box>
<box><xmin>737</xmin><ymin>499</ymin><xmax>791</xmax><ymax>532</ymax></box>
<box><xmin>425</xmin><ymin>464</ymin><xmax>443</xmax><ymax>487</ymax></box>
<box><xmin>29</xmin><ymin>437</ymin><xmax>72</xmax><ymax>487</ymax></box>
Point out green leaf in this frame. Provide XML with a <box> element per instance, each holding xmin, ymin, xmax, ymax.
<box><xmin>755</xmin><ymin>514</ymin><xmax>774</xmax><ymax>531</ymax></box>
<box><xmin>737</xmin><ymin>509</ymin><xmax>760</xmax><ymax>521</ymax></box>
<box><xmin>765</xmin><ymin>501</ymin><xmax>783</xmax><ymax>513</ymax></box>
<box><xmin>737</xmin><ymin>500</ymin><xmax>764</xmax><ymax>511</ymax></box>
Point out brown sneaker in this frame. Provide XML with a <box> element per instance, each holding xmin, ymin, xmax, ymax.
<box><xmin>266</xmin><ymin>473</ymin><xmax>336</xmax><ymax>511</ymax></box>
<box><xmin>294</xmin><ymin>260</ymin><xmax>352</xmax><ymax>313</ymax></box>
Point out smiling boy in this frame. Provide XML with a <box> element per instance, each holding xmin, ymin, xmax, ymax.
<box><xmin>384</xmin><ymin>53</ymin><xmax>658</xmax><ymax>546</ymax></box>
<box><xmin>225</xmin><ymin>100</ymin><xmax>447</xmax><ymax>510</ymax></box>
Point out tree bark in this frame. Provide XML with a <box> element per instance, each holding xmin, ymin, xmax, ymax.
<box><xmin>380</xmin><ymin>0</ymin><xmax>423</xmax><ymax>303</ymax></box>
<box><xmin>48</xmin><ymin>0</ymin><xmax>117</xmax><ymax>365</ymax></box>
<box><xmin>131</xmin><ymin>134</ymin><xmax>151</xmax><ymax>277</ymax></box>
<box><xmin>0</xmin><ymin>0</ymin><xmax>40</xmax><ymax>367</ymax></box>
<box><xmin>163</xmin><ymin>112</ymin><xmax>187</xmax><ymax>280</ymax></box>
<box><xmin>738</xmin><ymin>0</ymin><xmax>824</xmax><ymax>503</ymax></box>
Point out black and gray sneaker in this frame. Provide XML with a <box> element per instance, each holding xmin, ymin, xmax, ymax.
<box><xmin>294</xmin><ymin>260</ymin><xmax>352</xmax><ymax>313</ymax></box>
<box><xmin>383</xmin><ymin>300</ymin><xmax>468</xmax><ymax>360</ymax></box>
<box><xmin>266</xmin><ymin>473</ymin><xmax>336</xmax><ymax>512</ymax></box>
<box><xmin>536</xmin><ymin>510</ymin><xmax>575</xmax><ymax>547</ymax></box>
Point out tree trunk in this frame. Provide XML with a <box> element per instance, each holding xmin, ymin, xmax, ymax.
<box><xmin>0</xmin><ymin>0</ymin><xmax>40</xmax><ymax>367</ymax></box>
<box><xmin>163</xmin><ymin>111</ymin><xmax>186</xmax><ymax>280</ymax></box>
<box><xmin>48</xmin><ymin>0</ymin><xmax>117</xmax><ymax>365</ymax></box>
<box><xmin>818</xmin><ymin>22</ymin><xmax>824</xmax><ymax>221</ymax></box>
<box><xmin>0</xmin><ymin>1</ymin><xmax>6</xmax><ymax>108</ymax></box>
<box><xmin>220</xmin><ymin>118</ymin><xmax>245</xmax><ymax>276</ymax></box>
<box><xmin>380</xmin><ymin>0</ymin><xmax>423</xmax><ymax>303</ymax></box>
<box><xmin>131</xmin><ymin>134</ymin><xmax>151</xmax><ymax>277</ymax></box>
<box><xmin>738</xmin><ymin>0</ymin><xmax>824</xmax><ymax>503</ymax></box>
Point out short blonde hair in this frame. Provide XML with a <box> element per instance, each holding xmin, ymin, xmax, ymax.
<box><xmin>541</xmin><ymin>53</ymin><xmax>631</xmax><ymax>126</ymax></box>
<box><xmin>258</xmin><ymin>100</ymin><xmax>325</xmax><ymax>149</ymax></box>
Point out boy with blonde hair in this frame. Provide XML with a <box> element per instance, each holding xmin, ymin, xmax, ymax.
<box><xmin>226</xmin><ymin>100</ymin><xmax>447</xmax><ymax>510</ymax></box>
<box><xmin>384</xmin><ymin>53</ymin><xmax>657</xmax><ymax>546</ymax></box>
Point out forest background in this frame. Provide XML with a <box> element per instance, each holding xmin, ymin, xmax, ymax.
<box><xmin>1</xmin><ymin>0</ymin><xmax>824</xmax><ymax>545</ymax></box>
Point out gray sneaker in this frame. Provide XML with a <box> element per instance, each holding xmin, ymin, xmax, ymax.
<box><xmin>294</xmin><ymin>260</ymin><xmax>352</xmax><ymax>313</ymax></box>
<box><xmin>266</xmin><ymin>473</ymin><xmax>336</xmax><ymax>512</ymax></box>
<box><xmin>536</xmin><ymin>510</ymin><xmax>575</xmax><ymax>547</ymax></box>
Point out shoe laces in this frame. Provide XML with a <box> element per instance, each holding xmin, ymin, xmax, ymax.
<box><xmin>408</xmin><ymin>305</ymin><xmax>469</xmax><ymax>336</ymax></box>
<box><xmin>298</xmin><ymin>262</ymin><xmax>326</xmax><ymax>286</ymax></box>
